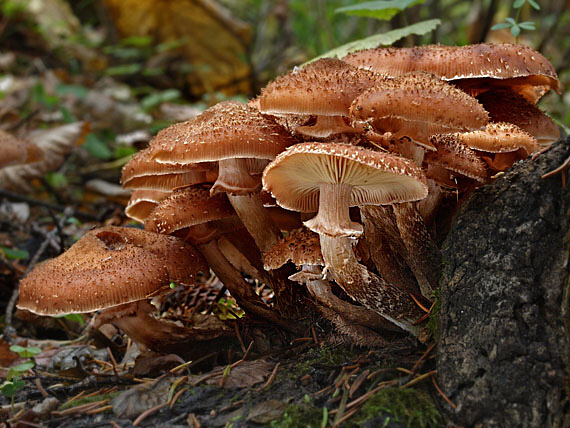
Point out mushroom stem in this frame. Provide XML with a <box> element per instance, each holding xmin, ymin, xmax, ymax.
<box><xmin>300</xmin><ymin>266</ymin><xmax>401</xmax><ymax>333</ymax></box>
<box><xmin>318</xmin><ymin>234</ymin><xmax>423</xmax><ymax>335</ymax></box>
<box><xmin>304</xmin><ymin>183</ymin><xmax>362</xmax><ymax>238</ymax></box>
<box><xmin>392</xmin><ymin>202</ymin><xmax>442</xmax><ymax>299</ymax></box>
<box><xmin>297</xmin><ymin>116</ymin><xmax>362</xmax><ymax>139</ymax></box>
<box><xmin>227</xmin><ymin>193</ymin><xmax>282</xmax><ymax>254</ymax></box>
<box><xmin>197</xmin><ymin>239</ymin><xmax>299</xmax><ymax>332</ymax></box>
<box><xmin>360</xmin><ymin>207</ymin><xmax>420</xmax><ymax>294</ymax></box>
<box><xmin>212</xmin><ymin>158</ymin><xmax>261</xmax><ymax>195</ymax></box>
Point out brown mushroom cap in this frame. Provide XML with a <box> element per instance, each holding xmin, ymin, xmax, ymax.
<box><xmin>454</xmin><ymin>122</ymin><xmax>539</xmax><ymax>155</ymax></box>
<box><xmin>426</xmin><ymin>134</ymin><xmax>489</xmax><ymax>182</ymax></box>
<box><xmin>263</xmin><ymin>142</ymin><xmax>428</xmax><ymax>213</ymax></box>
<box><xmin>350</xmin><ymin>72</ymin><xmax>489</xmax><ymax>146</ymax></box>
<box><xmin>343</xmin><ymin>43</ymin><xmax>560</xmax><ymax>97</ymax></box>
<box><xmin>125</xmin><ymin>189</ymin><xmax>171</xmax><ymax>223</ymax></box>
<box><xmin>121</xmin><ymin>146</ymin><xmax>216</xmax><ymax>190</ymax></box>
<box><xmin>17</xmin><ymin>226</ymin><xmax>208</xmax><ymax>315</ymax></box>
<box><xmin>263</xmin><ymin>227</ymin><xmax>323</xmax><ymax>270</ymax></box>
<box><xmin>144</xmin><ymin>186</ymin><xmax>234</xmax><ymax>235</ymax></box>
<box><xmin>258</xmin><ymin>58</ymin><xmax>379</xmax><ymax>117</ymax></box>
<box><xmin>476</xmin><ymin>89</ymin><xmax>560</xmax><ymax>145</ymax></box>
<box><xmin>150</xmin><ymin>101</ymin><xmax>294</xmax><ymax>165</ymax></box>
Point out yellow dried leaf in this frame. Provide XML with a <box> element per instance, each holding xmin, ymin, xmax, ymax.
<box><xmin>103</xmin><ymin>0</ymin><xmax>253</xmax><ymax>96</ymax></box>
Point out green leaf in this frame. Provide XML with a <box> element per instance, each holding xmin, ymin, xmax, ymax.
<box><xmin>10</xmin><ymin>345</ymin><xmax>41</xmax><ymax>358</ymax></box>
<box><xmin>308</xmin><ymin>19</ymin><xmax>441</xmax><ymax>63</ymax></box>
<box><xmin>44</xmin><ymin>172</ymin><xmax>68</xmax><ymax>189</ymax></box>
<box><xmin>510</xmin><ymin>25</ymin><xmax>521</xmax><ymax>37</ymax></box>
<box><xmin>8</xmin><ymin>361</ymin><xmax>35</xmax><ymax>379</ymax></box>
<box><xmin>55</xmin><ymin>83</ymin><xmax>88</xmax><ymax>99</ymax></box>
<box><xmin>513</xmin><ymin>0</ymin><xmax>526</xmax><ymax>8</ymax></box>
<box><xmin>335</xmin><ymin>0</ymin><xmax>424</xmax><ymax>21</ymax></box>
<box><xmin>491</xmin><ymin>22</ymin><xmax>511</xmax><ymax>30</ymax></box>
<box><xmin>527</xmin><ymin>0</ymin><xmax>540</xmax><ymax>10</ymax></box>
<box><xmin>121</xmin><ymin>35</ymin><xmax>153</xmax><ymax>47</ymax></box>
<box><xmin>518</xmin><ymin>21</ymin><xmax>536</xmax><ymax>30</ymax></box>
<box><xmin>2</xmin><ymin>382</ymin><xmax>17</xmax><ymax>398</ymax></box>
<box><xmin>84</xmin><ymin>134</ymin><xmax>112</xmax><ymax>160</ymax></box>
<box><xmin>0</xmin><ymin>247</ymin><xmax>29</xmax><ymax>260</ymax></box>
<box><xmin>54</xmin><ymin>313</ymin><xmax>85</xmax><ymax>326</ymax></box>
<box><xmin>505</xmin><ymin>17</ymin><xmax>517</xmax><ymax>24</ymax></box>
<box><xmin>141</xmin><ymin>89</ymin><xmax>181</xmax><ymax>111</ymax></box>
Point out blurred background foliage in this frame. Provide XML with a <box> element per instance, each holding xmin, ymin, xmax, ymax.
<box><xmin>0</xmin><ymin>0</ymin><xmax>568</xmax><ymax>185</ymax></box>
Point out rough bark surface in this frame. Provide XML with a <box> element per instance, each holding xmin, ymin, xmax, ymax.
<box><xmin>437</xmin><ymin>138</ymin><xmax>570</xmax><ymax>428</ymax></box>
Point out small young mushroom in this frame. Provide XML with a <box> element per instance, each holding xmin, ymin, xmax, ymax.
<box><xmin>350</xmin><ymin>72</ymin><xmax>489</xmax><ymax>150</ymax></box>
<box><xmin>263</xmin><ymin>142</ymin><xmax>428</xmax><ymax>334</ymax></box>
<box><xmin>258</xmin><ymin>58</ymin><xmax>379</xmax><ymax>139</ymax></box>
<box><xmin>343</xmin><ymin>43</ymin><xmax>560</xmax><ymax>102</ymax></box>
<box><xmin>17</xmin><ymin>226</ymin><xmax>210</xmax><ymax>352</ymax></box>
<box><xmin>435</xmin><ymin>122</ymin><xmax>539</xmax><ymax>171</ymax></box>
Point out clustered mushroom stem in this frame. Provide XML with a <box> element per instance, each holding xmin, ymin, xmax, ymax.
<box><xmin>197</xmin><ymin>239</ymin><xmax>297</xmax><ymax>332</ymax></box>
<box><xmin>227</xmin><ymin>193</ymin><xmax>282</xmax><ymax>254</ymax></box>
<box><xmin>304</xmin><ymin>183</ymin><xmax>362</xmax><ymax>237</ymax></box>
<box><xmin>301</xmin><ymin>266</ymin><xmax>400</xmax><ymax>333</ymax></box>
<box><xmin>392</xmin><ymin>202</ymin><xmax>442</xmax><ymax>299</ymax></box>
<box><xmin>318</xmin><ymin>233</ymin><xmax>422</xmax><ymax>335</ymax></box>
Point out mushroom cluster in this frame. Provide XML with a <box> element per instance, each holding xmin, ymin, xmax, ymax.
<box><xmin>18</xmin><ymin>43</ymin><xmax>561</xmax><ymax>348</ymax></box>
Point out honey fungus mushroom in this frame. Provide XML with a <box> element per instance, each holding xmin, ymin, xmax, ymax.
<box><xmin>349</xmin><ymin>72</ymin><xmax>489</xmax><ymax>151</ymax></box>
<box><xmin>263</xmin><ymin>142</ymin><xmax>428</xmax><ymax>334</ymax></box>
<box><xmin>258</xmin><ymin>58</ymin><xmax>378</xmax><ymax>139</ymax></box>
<box><xmin>343</xmin><ymin>43</ymin><xmax>560</xmax><ymax>103</ymax></box>
<box><xmin>17</xmin><ymin>226</ymin><xmax>212</xmax><ymax>352</ymax></box>
<box><xmin>150</xmin><ymin>100</ymin><xmax>294</xmax><ymax>254</ymax></box>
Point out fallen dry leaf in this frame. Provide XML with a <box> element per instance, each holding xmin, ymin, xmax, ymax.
<box><xmin>102</xmin><ymin>0</ymin><xmax>253</xmax><ymax>96</ymax></box>
<box><xmin>111</xmin><ymin>375</ymin><xmax>171</xmax><ymax>420</ymax></box>
<box><xmin>206</xmin><ymin>359</ymin><xmax>273</xmax><ymax>389</ymax></box>
<box><xmin>0</xmin><ymin>122</ymin><xmax>87</xmax><ymax>192</ymax></box>
<box><xmin>247</xmin><ymin>399</ymin><xmax>287</xmax><ymax>424</ymax></box>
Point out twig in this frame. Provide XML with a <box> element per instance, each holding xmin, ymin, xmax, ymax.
<box><xmin>432</xmin><ymin>376</ymin><xmax>456</xmax><ymax>409</ymax></box>
<box><xmin>132</xmin><ymin>402</ymin><xmax>169</xmax><ymax>426</ymax></box>
<box><xmin>256</xmin><ymin>362</ymin><xmax>280</xmax><ymax>392</ymax></box>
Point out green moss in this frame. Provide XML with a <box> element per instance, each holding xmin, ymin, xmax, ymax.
<box><xmin>269</xmin><ymin>404</ymin><xmax>324</xmax><ymax>428</ymax></box>
<box><xmin>352</xmin><ymin>387</ymin><xmax>441</xmax><ymax>428</ymax></box>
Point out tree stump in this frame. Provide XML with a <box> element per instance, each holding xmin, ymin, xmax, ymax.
<box><xmin>437</xmin><ymin>138</ymin><xmax>570</xmax><ymax>427</ymax></box>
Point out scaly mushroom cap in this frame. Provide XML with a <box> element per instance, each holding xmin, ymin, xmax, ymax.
<box><xmin>476</xmin><ymin>89</ymin><xmax>560</xmax><ymax>145</ymax></box>
<box><xmin>121</xmin><ymin>146</ymin><xmax>216</xmax><ymax>190</ymax></box>
<box><xmin>343</xmin><ymin>43</ymin><xmax>560</xmax><ymax>98</ymax></box>
<box><xmin>263</xmin><ymin>227</ymin><xmax>323</xmax><ymax>270</ymax></box>
<box><xmin>258</xmin><ymin>58</ymin><xmax>379</xmax><ymax>117</ymax></box>
<box><xmin>0</xmin><ymin>129</ymin><xmax>43</xmax><ymax>169</ymax></box>
<box><xmin>125</xmin><ymin>189</ymin><xmax>171</xmax><ymax>223</ymax></box>
<box><xmin>263</xmin><ymin>142</ymin><xmax>428</xmax><ymax>213</ymax></box>
<box><xmin>455</xmin><ymin>122</ymin><xmax>539</xmax><ymax>155</ymax></box>
<box><xmin>350</xmin><ymin>72</ymin><xmax>489</xmax><ymax>144</ymax></box>
<box><xmin>426</xmin><ymin>134</ymin><xmax>489</xmax><ymax>182</ymax></box>
<box><xmin>144</xmin><ymin>186</ymin><xmax>234</xmax><ymax>235</ymax></box>
<box><xmin>17</xmin><ymin>226</ymin><xmax>208</xmax><ymax>315</ymax></box>
<box><xmin>150</xmin><ymin>101</ymin><xmax>295</xmax><ymax>165</ymax></box>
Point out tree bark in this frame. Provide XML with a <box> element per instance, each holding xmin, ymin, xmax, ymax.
<box><xmin>436</xmin><ymin>138</ymin><xmax>570</xmax><ymax>427</ymax></box>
